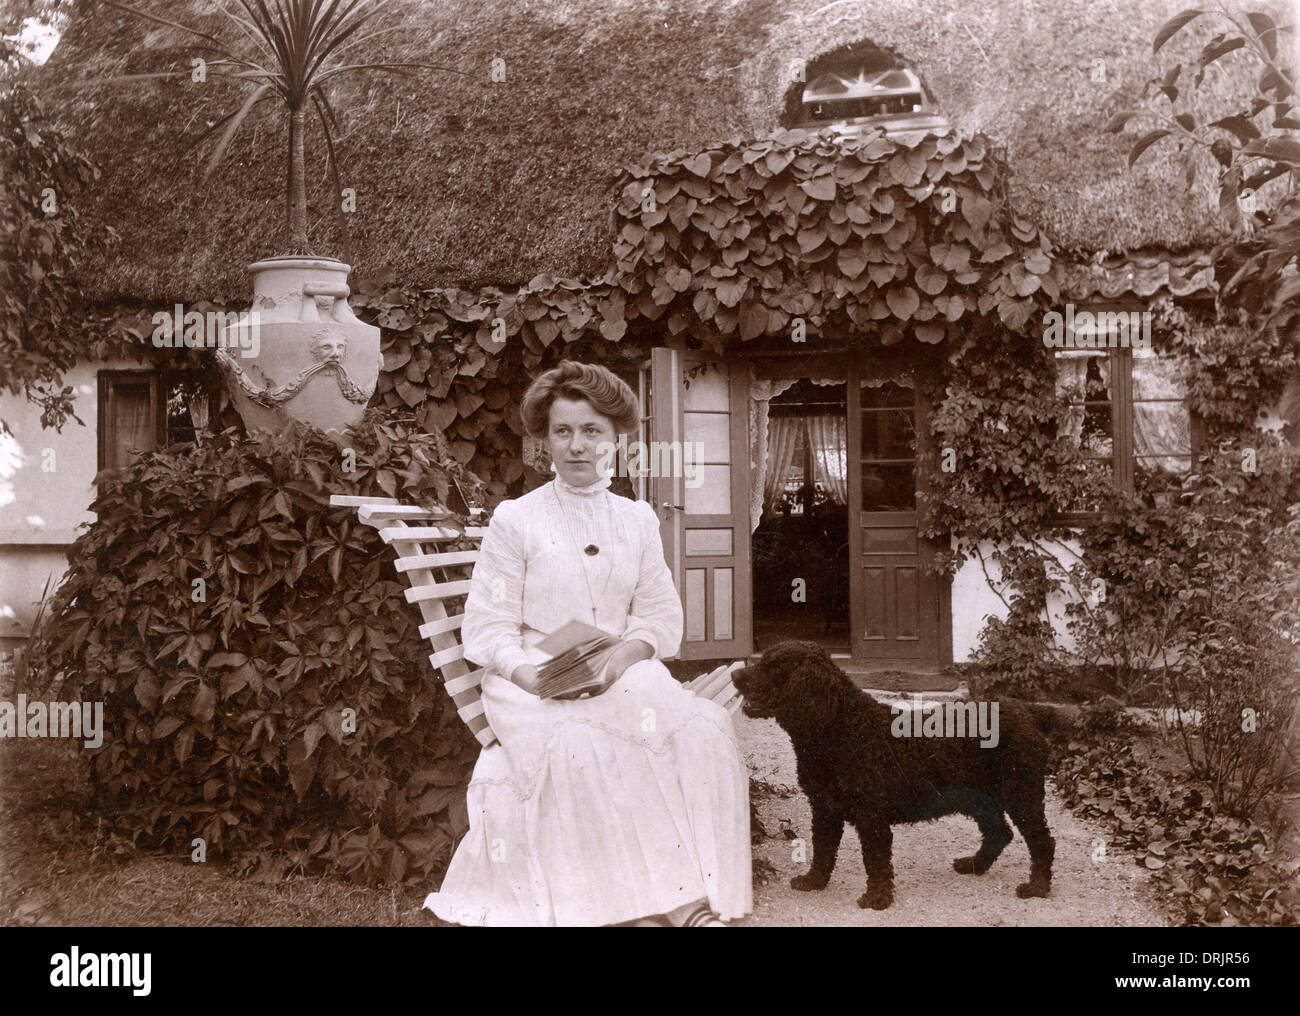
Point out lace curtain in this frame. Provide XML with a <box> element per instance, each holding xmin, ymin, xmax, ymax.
<box><xmin>806</xmin><ymin>414</ymin><xmax>848</xmax><ymax>504</ymax></box>
<box><xmin>749</xmin><ymin>375</ymin><xmax>845</xmax><ymax>531</ymax></box>
<box><xmin>1056</xmin><ymin>352</ymin><xmax>1191</xmax><ymax>470</ymax></box>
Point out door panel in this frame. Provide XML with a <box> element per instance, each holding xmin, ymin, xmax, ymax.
<box><xmin>847</xmin><ymin>368</ymin><xmax>942</xmax><ymax>661</ymax></box>
<box><xmin>641</xmin><ymin>348</ymin><xmax>752</xmax><ymax>661</ymax></box>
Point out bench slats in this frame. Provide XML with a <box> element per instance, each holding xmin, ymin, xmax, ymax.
<box><xmin>406</xmin><ymin>580</ymin><xmax>473</xmax><ymax>603</ymax></box>
<box><xmin>428</xmin><ymin>644</ymin><xmax>467</xmax><ymax>669</ymax></box>
<box><xmin>360</xmin><ymin>504</ymin><xmax>459</xmax><ymax>523</ymax></box>
<box><xmin>419</xmin><ymin>614</ymin><xmax>465</xmax><ymax>639</ymax></box>
<box><xmin>329</xmin><ymin>494</ymin><xmax>402</xmax><ymax>508</ymax></box>
<box><xmin>444</xmin><ymin>668</ymin><xmax>486</xmax><ymax>696</ymax></box>
<box><xmin>395</xmin><ymin>550</ymin><xmax>480</xmax><ymax>572</ymax></box>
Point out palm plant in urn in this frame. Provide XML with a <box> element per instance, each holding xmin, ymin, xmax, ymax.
<box><xmin>101</xmin><ymin>0</ymin><xmax>454</xmax><ymax>438</ymax></box>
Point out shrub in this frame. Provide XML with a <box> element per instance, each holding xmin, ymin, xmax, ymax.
<box><xmin>30</xmin><ymin>408</ymin><xmax>486</xmax><ymax>884</ymax></box>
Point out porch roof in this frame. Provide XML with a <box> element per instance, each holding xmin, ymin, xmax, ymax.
<box><xmin>45</xmin><ymin>0</ymin><xmax>1270</xmax><ymax>305</ymax></box>
<box><xmin>1061</xmin><ymin>253</ymin><xmax>1218</xmax><ymax>301</ymax></box>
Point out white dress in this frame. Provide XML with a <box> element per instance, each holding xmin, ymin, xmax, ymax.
<box><xmin>422</xmin><ymin>474</ymin><xmax>752</xmax><ymax>926</ymax></box>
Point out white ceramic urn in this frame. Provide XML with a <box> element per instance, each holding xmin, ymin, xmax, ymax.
<box><xmin>216</xmin><ymin>256</ymin><xmax>381</xmax><ymax>439</ymax></box>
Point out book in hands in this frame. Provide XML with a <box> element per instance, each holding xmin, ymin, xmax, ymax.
<box><xmin>533</xmin><ymin>619</ymin><xmax>624</xmax><ymax>700</ymax></box>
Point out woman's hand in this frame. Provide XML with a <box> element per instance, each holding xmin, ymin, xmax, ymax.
<box><xmin>509</xmin><ymin>663</ymin><xmax>542</xmax><ymax>696</ymax></box>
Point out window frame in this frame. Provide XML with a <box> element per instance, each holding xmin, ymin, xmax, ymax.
<box><xmin>97</xmin><ymin>368</ymin><xmax>164</xmax><ymax>476</ymax></box>
<box><xmin>1051</xmin><ymin>334</ymin><xmax>1201</xmax><ymax>525</ymax></box>
<box><xmin>96</xmin><ymin>367</ymin><xmax>209</xmax><ymax>477</ymax></box>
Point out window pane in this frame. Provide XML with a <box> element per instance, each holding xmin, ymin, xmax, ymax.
<box><xmin>107</xmin><ymin>380</ymin><xmax>155</xmax><ymax>471</ymax></box>
<box><xmin>862</xmin><ymin>463</ymin><xmax>915</xmax><ymax>510</ymax></box>
<box><xmin>1132</xmin><ymin>352</ymin><xmax>1184</xmax><ymax>399</ymax></box>
<box><xmin>1056</xmin><ymin>351</ymin><xmax>1111</xmax><ymax>452</ymax></box>
<box><xmin>861</xmin><ymin>409</ymin><xmax>915</xmax><ymax>460</ymax></box>
<box><xmin>1134</xmin><ymin>401</ymin><xmax>1191</xmax><ymax>459</ymax></box>
<box><xmin>861</xmin><ymin>379</ymin><xmax>913</xmax><ymax>408</ymax></box>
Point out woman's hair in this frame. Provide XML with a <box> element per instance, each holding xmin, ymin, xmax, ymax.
<box><xmin>519</xmin><ymin>361</ymin><xmax>640</xmax><ymax>438</ymax></box>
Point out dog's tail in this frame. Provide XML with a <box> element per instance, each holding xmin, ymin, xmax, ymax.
<box><xmin>1020</xmin><ymin>702</ymin><xmax>1077</xmax><ymax>735</ymax></box>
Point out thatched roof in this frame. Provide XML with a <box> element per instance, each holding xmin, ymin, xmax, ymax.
<box><xmin>45</xmin><ymin>0</ymin><xmax>1271</xmax><ymax>304</ymax></box>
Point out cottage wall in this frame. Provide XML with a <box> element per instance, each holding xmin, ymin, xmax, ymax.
<box><xmin>0</xmin><ymin>359</ymin><xmax>130</xmax><ymax>646</ymax></box>
<box><xmin>950</xmin><ymin>537</ymin><xmax>1085</xmax><ymax>663</ymax></box>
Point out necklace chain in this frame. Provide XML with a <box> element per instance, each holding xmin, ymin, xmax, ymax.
<box><xmin>551</xmin><ymin>483</ymin><xmax>610</xmax><ymax>624</ymax></box>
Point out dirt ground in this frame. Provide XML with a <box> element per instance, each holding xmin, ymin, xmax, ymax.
<box><xmin>734</xmin><ymin>712</ymin><xmax>1170</xmax><ymax>927</ymax></box>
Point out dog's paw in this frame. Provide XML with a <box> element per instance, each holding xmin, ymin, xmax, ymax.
<box><xmin>952</xmin><ymin>856</ymin><xmax>979</xmax><ymax>874</ymax></box>
<box><xmin>857</xmin><ymin>887</ymin><xmax>893</xmax><ymax>910</ymax></box>
<box><xmin>1015</xmin><ymin>880</ymin><xmax>1050</xmax><ymax>899</ymax></box>
<box><xmin>790</xmin><ymin>873</ymin><xmax>829</xmax><ymax>892</ymax></box>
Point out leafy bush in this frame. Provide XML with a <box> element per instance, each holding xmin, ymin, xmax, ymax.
<box><xmin>1058</xmin><ymin>733</ymin><xmax>1300</xmax><ymax>926</ymax></box>
<box><xmin>29</xmin><ymin>408</ymin><xmax>486</xmax><ymax>884</ymax></box>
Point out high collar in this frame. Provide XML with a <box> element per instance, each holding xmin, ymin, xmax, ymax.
<box><xmin>551</xmin><ymin>472</ymin><xmax>611</xmax><ymax>497</ymax></box>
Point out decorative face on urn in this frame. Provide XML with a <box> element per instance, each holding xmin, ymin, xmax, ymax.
<box><xmin>309</xmin><ymin>328</ymin><xmax>347</xmax><ymax>363</ymax></box>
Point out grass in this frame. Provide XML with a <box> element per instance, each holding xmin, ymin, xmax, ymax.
<box><xmin>0</xmin><ymin>647</ymin><xmax>446</xmax><ymax>928</ymax></box>
<box><xmin>0</xmin><ymin>735</ymin><xmax>445</xmax><ymax>927</ymax></box>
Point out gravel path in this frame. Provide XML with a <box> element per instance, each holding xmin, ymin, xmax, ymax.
<box><xmin>733</xmin><ymin>713</ymin><xmax>1170</xmax><ymax>927</ymax></box>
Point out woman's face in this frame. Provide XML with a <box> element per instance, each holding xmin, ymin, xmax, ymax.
<box><xmin>547</xmin><ymin>395</ymin><xmax>616</xmax><ymax>487</ymax></box>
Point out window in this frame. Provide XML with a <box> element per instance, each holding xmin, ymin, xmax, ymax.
<box><xmin>1055</xmin><ymin>343</ymin><xmax>1196</xmax><ymax>513</ymax></box>
<box><xmin>97</xmin><ymin>369</ymin><xmax>208</xmax><ymax>475</ymax></box>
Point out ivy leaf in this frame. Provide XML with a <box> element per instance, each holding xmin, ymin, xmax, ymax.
<box><xmin>191</xmin><ymin>681</ymin><xmax>216</xmax><ymax>724</ymax></box>
<box><xmin>800</xmin><ymin>177</ymin><xmax>836</xmax><ymax>202</ymax></box>
<box><xmin>914</xmin><ymin>262</ymin><xmax>948</xmax><ymax>295</ymax></box>
<box><xmin>962</xmin><ymin>193</ymin><xmax>992</xmax><ymax>233</ymax></box>
<box><xmin>684</xmin><ymin>152</ymin><xmax>712</xmax><ymax>177</ymax></box>
<box><xmin>739</xmin><ymin>301</ymin><xmax>768</xmax><ymax>341</ymax></box>
<box><xmin>664</xmin><ymin>267</ymin><xmax>692</xmax><ymax>292</ymax></box>
<box><xmin>599</xmin><ymin>316</ymin><xmax>627</xmax><ymax>341</ymax></box>
<box><xmin>914</xmin><ymin>321</ymin><xmax>946</xmax><ymax>343</ymax></box>
<box><xmin>175</xmin><ymin>725</ymin><xmax>196</xmax><ymax>765</ymax></box>
<box><xmin>885</xmin><ymin>286</ymin><xmax>920</xmax><ymax>319</ymax></box>
<box><xmin>838</xmin><ymin>248</ymin><xmax>869</xmax><ymax>279</ymax></box>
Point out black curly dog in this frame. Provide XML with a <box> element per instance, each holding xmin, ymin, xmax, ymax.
<box><xmin>733</xmin><ymin>641</ymin><xmax>1055</xmax><ymax>910</ymax></box>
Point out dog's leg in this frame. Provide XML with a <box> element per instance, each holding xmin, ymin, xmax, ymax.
<box><xmin>790</xmin><ymin>803</ymin><xmax>842</xmax><ymax>892</ymax></box>
<box><xmin>853</xmin><ymin>818</ymin><xmax>894</xmax><ymax>910</ymax></box>
<box><xmin>1006</xmin><ymin>799</ymin><xmax>1054</xmax><ymax>898</ymax></box>
<box><xmin>952</xmin><ymin>804</ymin><xmax>1014</xmax><ymax>876</ymax></box>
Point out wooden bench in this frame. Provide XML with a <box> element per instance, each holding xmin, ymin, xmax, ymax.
<box><xmin>329</xmin><ymin>494</ymin><xmax>744</xmax><ymax>748</ymax></box>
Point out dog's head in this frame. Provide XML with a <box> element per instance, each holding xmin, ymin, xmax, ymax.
<box><xmin>733</xmin><ymin>640</ymin><xmax>857</xmax><ymax>733</ymax></box>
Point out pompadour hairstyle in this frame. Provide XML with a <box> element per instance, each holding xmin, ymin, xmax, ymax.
<box><xmin>519</xmin><ymin>360</ymin><xmax>640</xmax><ymax>438</ymax></box>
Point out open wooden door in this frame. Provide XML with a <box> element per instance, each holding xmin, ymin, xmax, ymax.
<box><xmin>639</xmin><ymin>348</ymin><xmax>752</xmax><ymax>661</ymax></box>
<box><xmin>846</xmin><ymin>364</ymin><xmax>948</xmax><ymax>662</ymax></box>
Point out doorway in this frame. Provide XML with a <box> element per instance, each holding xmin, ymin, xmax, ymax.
<box><xmin>752</xmin><ymin>378</ymin><xmax>850</xmax><ymax>653</ymax></box>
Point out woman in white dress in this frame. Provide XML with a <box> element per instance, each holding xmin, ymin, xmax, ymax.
<box><xmin>423</xmin><ymin>361</ymin><xmax>752</xmax><ymax>926</ymax></box>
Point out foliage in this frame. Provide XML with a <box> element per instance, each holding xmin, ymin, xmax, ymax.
<box><xmin>27</xmin><ymin>408</ymin><xmax>486</xmax><ymax>884</ymax></box>
<box><xmin>1058</xmin><ymin>733</ymin><xmax>1300</xmax><ymax>926</ymax></box>
<box><xmin>96</xmin><ymin>0</ymin><xmax>460</xmax><ymax>252</ymax></box>
<box><xmin>1111</xmin><ymin>4</ymin><xmax>1300</xmax><ymax>329</ymax></box>
<box><xmin>0</xmin><ymin>77</ymin><xmax>97</xmax><ymax>434</ymax></box>
<box><xmin>613</xmin><ymin>126</ymin><xmax>1062</xmax><ymax>350</ymax></box>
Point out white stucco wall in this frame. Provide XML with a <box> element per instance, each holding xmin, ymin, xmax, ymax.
<box><xmin>951</xmin><ymin>535</ymin><xmax>1086</xmax><ymax>662</ymax></box>
<box><xmin>0</xmin><ymin>359</ymin><xmax>140</xmax><ymax>641</ymax></box>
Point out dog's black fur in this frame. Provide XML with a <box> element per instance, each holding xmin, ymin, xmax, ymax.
<box><xmin>733</xmin><ymin>641</ymin><xmax>1055</xmax><ymax>910</ymax></box>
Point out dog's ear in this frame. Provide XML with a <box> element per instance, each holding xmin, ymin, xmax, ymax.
<box><xmin>772</xmin><ymin>642</ymin><xmax>846</xmax><ymax>731</ymax></box>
